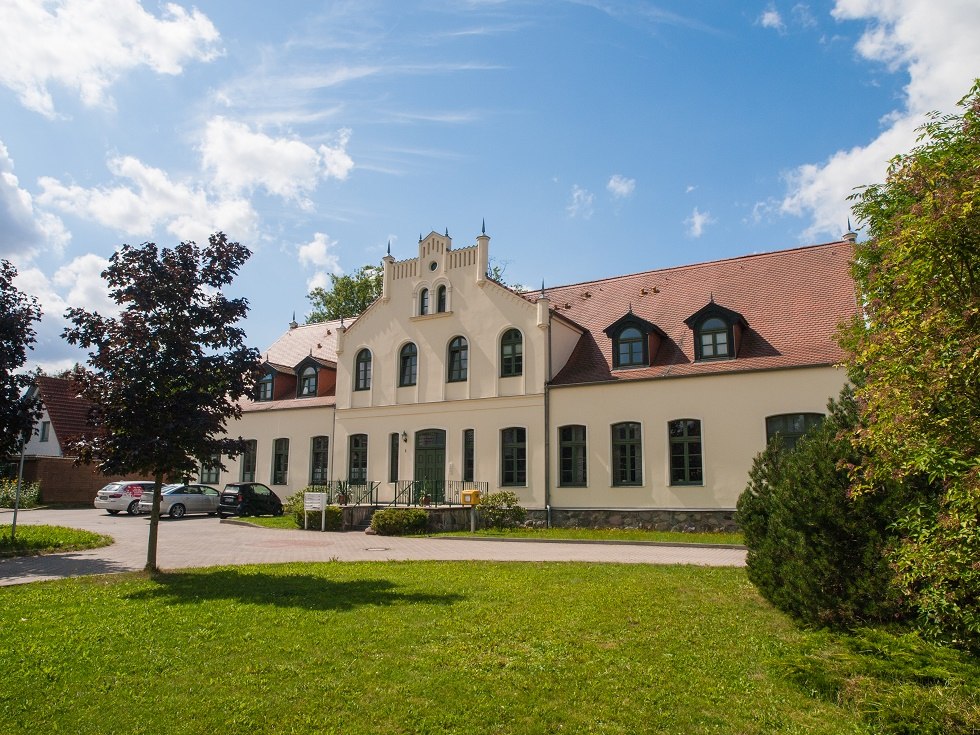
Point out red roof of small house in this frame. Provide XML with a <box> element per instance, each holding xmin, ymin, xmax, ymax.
<box><xmin>35</xmin><ymin>376</ymin><xmax>96</xmax><ymax>448</ymax></box>
<box><xmin>541</xmin><ymin>240</ymin><xmax>858</xmax><ymax>386</ymax></box>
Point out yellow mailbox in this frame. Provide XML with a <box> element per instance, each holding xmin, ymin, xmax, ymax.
<box><xmin>461</xmin><ymin>489</ymin><xmax>481</xmax><ymax>506</ymax></box>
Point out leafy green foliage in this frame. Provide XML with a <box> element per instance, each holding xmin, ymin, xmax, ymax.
<box><xmin>370</xmin><ymin>507</ymin><xmax>428</xmax><ymax>535</ymax></box>
<box><xmin>284</xmin><ymin>492</ymin><xmax>342</xmax><ymax>530</ymax></box>
<box><xmin>0</xmin><ymin>478</ymin><xmax>40</xmax><ymax>508</ymax></box>
<box><xmin>62</xmin><ymin>233</ymin><xmax>261</xmax><ymax>571</ymax></box>
<box><xmin>478</xmin><ymin>490</ymin><xmax>527</xmax><ymax>529</ymax></box>
<box><xmin>0</xmin><ymin>524</ymin><xmax>111</xmax><ymax>557</ymax></box>
<box><xmin>737</xmin><ymin>387</ymin><xmax>919</xmax><ymax>627</ymax></box>
<box><xmin>844</xmin><ymin>80</ymin><xmax>980</xmax><ymax>649</ymax></box>
<box><xmin>0</xmin><ymin>260</ymin><xmax>41</xmax><ymax>458</ymax></box>
<box><xmin>305</xmin><ymin>264</ymin><xmax>382</xmax><ymax>322</ymax></box>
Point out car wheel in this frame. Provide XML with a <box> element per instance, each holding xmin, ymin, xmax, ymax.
<box><xmin>217</xmin><ymin>511</ymin><xmax>225</xmax><ymax>519</ymax></box>
<box><xmin>273</xmin><ymin>505</ymin><xmax>283</xmax><ymax>517</ymax></box>
<box><xmin>107</xmin><ymin>509</ymin><xmax>120</xmax><ymax>515</ymax></box>
<box><xmin>239</xmin><ymin>505</ymin><xmax>250</xmax><ymax>517</ymax></box>
<box><xmin>169</xmin><ymin>503</ymin><xmax>186</xmax><ymax>518</ymax></box>
<box><xmin>127</xmin><ymin>500</ymin><xmax>140</xmax><ymax>515</ymax></box>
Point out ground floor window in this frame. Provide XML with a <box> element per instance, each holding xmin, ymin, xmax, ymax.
<box><xmin>669</xmin><ymin>419</ymin><xmax>703</xmax><ymax>485</ymax></box>
<box><xmin>766</xmin><ymin>413</ymin><xmax>823</xmax><ymax>451</ymax></box>
<box><xmin>462</xmin><ymin>429</ymin><xmax>475</xmax><ymax>483</ymax></box>
<box><xmin>349</xmin><ymin>434</ymin><xmax>368</xmax><ymax>484</ymax></box>
<box><xmin>389</xmin><ymin>432</ymin><xmax>400</xmax><ymax>483</ymax></box>
<box><xmin>272</xmin><ymin>438</ymin><xmax>289</xmax><ymax>485</ymax></box>
<box><xmin>559</xmin><ymin>425</ymin><xmax>587</xmax><ymax>486</ymax></box>
<box><xmin>501</xmin><ymin>427</ymin><xmax>526</xmax><ymax>486</ymax></box>
<box><xmin>310</xmin><ymin>436</ymin><xmax>329</xmax><ymax>484</ymax></box>
<box><xmin>240</xmin><ymin>439</ymin><xmax>256</xmax><ymax>482</ymax></box>
<box><xmin>199</xmin><ymin>454</ymin><xmax>220</xmax><ymax>484</ymax></box>
<box><xmin>611</xmin><ymin>422</ymin><xmax>642</xmax><ymax>486</ymax></box>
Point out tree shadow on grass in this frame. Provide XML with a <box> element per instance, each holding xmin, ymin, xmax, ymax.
<box><xmin>124</xmin><ymin>567</ymin><xmax>464</xmax><ymax>611</ymax></box>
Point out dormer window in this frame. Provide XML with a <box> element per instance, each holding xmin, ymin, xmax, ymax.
<box><xmin>684</xmin><ymin>301</ymin><xmax>747</xmax><ymax>362</ymax></box>
<box><xmin>603</xmin><ymin>311</ymin><xmax>664</xmax><ymax>370</ymax></box>
<box><xmin>257</xmin><ymin>372</ymin><xmax>273</xmax><ymax>401</ymax></box>
<box><xmin>298</xmin><ymin>365</ymin><xmax>317</xmax><ymax>397</ymax></box>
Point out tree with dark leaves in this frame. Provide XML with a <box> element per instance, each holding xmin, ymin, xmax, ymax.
<box><xmin>64</xmin><ymin>233</ymin><xmax>261</xmax><ymax>572</ymax></box>
<box><xmin>0</xmin><ymin>260</ymin><xmax>41</xmax><ymax>459</ymax></box>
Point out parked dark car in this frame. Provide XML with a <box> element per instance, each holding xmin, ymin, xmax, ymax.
<box><xmin>217</xmin><ymin>482</ymin><xmax>284</xmax><ymax>518</ymax></box>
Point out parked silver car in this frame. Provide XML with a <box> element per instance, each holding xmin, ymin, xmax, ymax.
<box><xmin>137</xmin><ymin>483</ymin><xmax>220</xmax><ymax>518</ymax></box>
<box><xmin>94</xmin><ymin>481</ymin><xmax>155</xmax><ymax>515</ymax></box>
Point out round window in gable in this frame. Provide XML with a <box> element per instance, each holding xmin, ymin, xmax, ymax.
<box><xmin>429</xmin><ymin>261</ymin><xmax>438</xmax><ymax>271</ymax></box>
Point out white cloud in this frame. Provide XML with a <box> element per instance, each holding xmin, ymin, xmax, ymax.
<box><xmin>201</xmin><ymin>118</ymin><xmax>354</xmax><ymax>204</ymax></box>
<box><xmin>53</xmin><ymin>253</ymin><xmax>116</xmax><ymax>316</ymax></box>
<box><xmin>685</xmin><ymin>184</ymin><xmax>697</xmax><ymax>194</ymax></box>
<box><xmin>759</xmin><ymin>7</ymin><xmax>786</xmax><ymax>32</ymax></box>
<box><xmin>607</xmin><ymin>174</ymin><xmax>636</xmax><ymax>199</ymax></box>
<box><xmin>781</xmin><ymin>0</ymin><xmax>980</xmax><ymax>240</ymax></box>
<box><xmin>685</xmin><ymin>207</ymin><xmax>715</xmax><ymax>238</ymax></box>
<box><xmin>37</xmin><ymin>155</ymin><xmax>258</xmax><ymax>244</ymax></box>
<box><xmin>0</xmin><ymin>0</ymin><xmax>221</xmax><ymax>118</ymax></box>
<box><xmin>298</xmin><ymin>232</ymin><xmax>343</xmax><ymax>291</ymax></box>
<box><xmin>0</xmin><ymin>140</ymin><xmax>70</xmax><ymax>263</ymax></box>
<box><xmin>566</xmin><ymin>185</ymin><xmax>594</xmax><ymax>219</ymax></box>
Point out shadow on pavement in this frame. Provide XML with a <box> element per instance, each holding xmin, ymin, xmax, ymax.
<box><xmin>0</xmin><ymin>553</ymin><xmax>137</xmax><ymax>586</ymax></box>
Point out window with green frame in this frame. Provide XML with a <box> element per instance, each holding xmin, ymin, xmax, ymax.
<box><xmin>419</xmin><ymin>288</ymin><xmax>429</xmax><ymax>315</ymax></box>
<box><xmin>272</xmin><ymin>438</ymin><xmax>289</xmax><ymax>485</ymax></box>
<box><xmin>354</xmin><ymin>349</ymin><xmax>372</xmax><ymax>391</ymax></box>
<box><xmin>559</xmin><ymin>425</ymin><xmax>587</xmax><ymax>486</ymax></box>
<box><xmin>500</xmin><ymin>328</ymin><xmax>523</xmax><ymax>377</ymax></box>
<box><xmin>310</xmin><ymin>436</ymin><xmax>329</xmax><ymax>484</ymax></box>
<box><xmin>447</xmin><ymin>336</ymin><xmax>468</xmax><ymax>382</ymax></box>
<box><xmin>240</xmin><ymin>439</ymin><xmax>257</xmax><ymax>482</ymax></box>
<box><xmin>399</xmin><ymin>343</ymin><xmax>417</xmax><ymax>387</ymax></box>
<box><xmin>611</xmin><ymin>422</ymin><xmax>642</xmax><ymax>486</ymax></box>
<box><xmin>462</xmin><ymin>429</ymin><xmax>475</xmax><ymax>483</ymax></box>
<box><xmin>669</xmin><ymin>419</ymin><xmax>703</xmax><ymax>485</ymax></box>
<box><xmin>437</xmin><ymin>285</ymin><xmax>447</xmax><ymax>312</ymax></box>
<box><xmin>697</xmin><ymin>317</ymin><xmax>731</xmax><ymax>360</ymax></box>
<box><xmin>766</xmin><ymin>413</ymin><xmax>823</xmax><ymax>451</ymax></box>
<box><xmin>256</xmin><ymin>372</ymin><xmax>273</xmax><ymax>401</ymax></box>
<box><xmin>348</xmin><ymin>434</ymin><xmax>368</xmax><ymax>484</ymax></box>
<box><xmin>199</xmin><ymin>454</ymin><xmax>220</xmax><ymax>484</ymax></box>
<box><xmin>615</xmin><ymin>327</ymin><xmax>646</xmax><ymax>368</ymax></box>
<box><xmin>389</xmin><ymin>432</ymin><xmax>400</xmax><ymax>483</ymax></box>
<box><xmin>501</xmin><ymin>427</ymin><xmax>526</xmax><ymax>486</ymax></box>
<box><xmin>298</xmin><ymin>365</ymin><xmax>317</xmax><ymax>396</ymax></box>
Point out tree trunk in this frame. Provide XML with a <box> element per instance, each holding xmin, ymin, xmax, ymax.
<box><xmin>145</xmin><ymin>472</ymin><xmax>164</xmax><ymax>573</ymax></box>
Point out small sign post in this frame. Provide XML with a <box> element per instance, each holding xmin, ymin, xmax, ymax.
<box><xmin>303</xmin><ymin>492</ymin><xmax>327</xmax><ymax>531</ymax></box>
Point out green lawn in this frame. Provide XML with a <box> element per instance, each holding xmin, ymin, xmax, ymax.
<box><xmin>436</xmin><ymin>527</ymin><xmax>745</xmax><ymax>545</ymax></box>
<box><xmin>0</xmin><ymin>524</ymin><xmax>112</xmax><ymax>557</ymax></box>
<box><xmin>2</xmin><ymin>562</ymin><xmax>974</xmax><ymax>734</ymax></box>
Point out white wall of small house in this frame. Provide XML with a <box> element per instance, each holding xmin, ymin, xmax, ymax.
<box><xmin>23</xmin><ymin>407</ymin><xmax>62</xmax><ymax>457</ymax></box>
<box><xmin>547</xmin><ymin>365</ymin><xmax>848</xmax><ymax>510</ymax></box>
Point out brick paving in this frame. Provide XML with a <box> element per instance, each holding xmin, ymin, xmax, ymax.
<box><xmin>1</xmin><ymin>508</ymin><xmax>745</xmax><ymax>586</ymax></box>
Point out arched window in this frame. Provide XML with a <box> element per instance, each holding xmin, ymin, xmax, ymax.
<box><xmin>419</xmin><ymin>288</ymin><xmax>429</xmax><ymax>315</ymax></box>
<box><xmin>298</xmin><ymin>365</ymin><xmax>317</xmax><ymax>396</ymax></box>
<box><xmin>669</xmin><ymin>419</ymin><xmax>703</xmax><ymax>485</ymax></box>
<box><xmin>500</xmin><ymin>328</ymin><xmax>523</xmax><ymax>377</ymax></box>
<box><xmin>354</xmin><ymin>349</ymin><xmax>372</xmax><ymax>391</ymax></box>
<box><xmin>399</xmin><ymin>343</ymin><xmax>418</xmax><ymax>387</ymax></box>
<box><xmin>698</xmin><ymin>317</ymin><xmax>730</xmax><ymax>359</ymax></box>
<box><xmin>447</xmin><ymin>336</ymin><xmax>468</xmax><ymax>382</ymax></box>
<box><xmin>437</xmin><ymin>285</ymin><xmax>447</xmax><ymax>313</ymax></box>
<box><xmin>256</xmin><ymin>372</ymin><xmax>273</xmax><ymax>401</ymax></box>
<box><xmin>615</xmin><ymin>326</ymin><xmax>646</xmax><ymax>367</ymax></box>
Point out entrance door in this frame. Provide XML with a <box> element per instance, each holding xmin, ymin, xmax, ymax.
<box><xmin>414</xmin><ymin>429</ymin><xmax>446</xmax><ymax>504</ymax></box>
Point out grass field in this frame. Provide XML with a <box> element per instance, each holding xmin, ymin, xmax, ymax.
<box><xmin>2</xmin><ymin>561</ymin><xmax>975</xmax><ymax>734</ymax></box>
<box><xmin>0</xmin><ymin>524</ymin><xmax>112</xmax><ymax>557</ymax></box>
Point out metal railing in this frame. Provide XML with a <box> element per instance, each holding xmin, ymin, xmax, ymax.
<box><xmin>304</xmin><ymin>481</ymin><xmax>380</xmax><ymax>506</ymax></box>
<box><xmin>389</xmin><ymin>480</ymin><xmax>488</xmax><ymax>507</ymax></box>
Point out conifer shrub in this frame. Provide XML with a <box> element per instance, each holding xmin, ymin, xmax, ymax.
<box><xmin>736</xmin><ymin>387</ymin><xmax>917</xmax><ymax>627</ymax></box>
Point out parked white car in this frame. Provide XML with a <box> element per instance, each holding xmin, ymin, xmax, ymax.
<box><xmin>94</xmin><ymin>481</ymin><xmax>155</xmax><ymax>515</ymax></box>
<box><xmin>137</xmin><ymin>483</ymin><xmax>221</xmax><ymax>518</ymax></box>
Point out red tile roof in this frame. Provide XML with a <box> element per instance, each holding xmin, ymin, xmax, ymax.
<box><xmin>542</xmin><ymin>240</ymin><xmax>858</xmax><ymax>386</ymax></box>
<box><xmin>35</xmin><ymin>376</ymin><xmax>97</xmax><ymax>448</ymax></box>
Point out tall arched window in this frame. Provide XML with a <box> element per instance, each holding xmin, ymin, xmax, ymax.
<box><xmin>354</xmin><ymin>348</ymin><xmax>372</xmax><ymax>391</ymax></box>
<box><xmin>437</xmin><ymin>285</ymin><xmax>447</xmax><ymax>312</ymax></box>
<box><xmin>399</xmin><ymin>343</ymin><xmax>418</xmax><ymax>387</ymax></box>
<box><xmin>500</xmin><ymin>328</ymin><xmax>523</xmax><ymax>377</ymax></box>
<box><xmin>419</xmin><ymin>288</ymin><xmax>429</xmax><ymax>315</ymax></box>
<box><xmin>447</xmin><ymin>336</ymin><xmax>468</xmax><ymax>382</ymax></box>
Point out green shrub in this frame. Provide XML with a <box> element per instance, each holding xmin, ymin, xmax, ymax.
<box><xmin>478</xmin><ymin>490</ymin><xmax>527</xmax><ymax>530</ymax></box>
<box><xmin>371</xmin><ymin>508</ymin><xmax>428</xmax><ymax>536</ymax></box>
<box><xmin>736</xmin><ymin>387</ymin><xmax>919</xmax><ymax>627</ymax></box>
<box><xmin>284</xmin><ymin>492</ymin><xmax>342</xmax><ymax>530</ymax></box>
<box><xmin>0</xmin><ymin>478</ymin><xmax>41</xmax><ymax>508</ymax></box>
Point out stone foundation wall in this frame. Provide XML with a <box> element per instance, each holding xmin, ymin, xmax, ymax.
<box><xmin>526</xmin><ymin>507</ymin><xmax>738</xmax><ymax>533</ymax></box>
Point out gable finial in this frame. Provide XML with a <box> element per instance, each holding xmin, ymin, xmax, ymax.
<box><xmin>540</xmin><ymin>279</ymin><xmax>545</xmax><ymax>296</ymax></box>
<box><xmin>445</xmin><ymin>227</ymin><xmax>449</xmax><ymax>237</ymax></box>
<box><xmin>482</xmin><ymin>218</ymin><xmax>486</xmax><ymax>235</ymax></box>
<box><xmin>419</xmin><ymin>233</ymin><xmax>423</xmax><ymax>242</ymax></box>
<box><xmin>387</xmin><ymin>240</ymin><xmax>391</xmax><ymax>256</ymax></box>
<box><xmin>628</xmin><ymin>301</ymin><xmax>633</xmax><ymax>314</ymax></box>
<box><xmin>710</xmin><ymin>292</ymin><xmax>714</xmax><ymax>303</ymax></box>
<box><xmin>289</xmin><ymin>311</ymin><xmax>298</xmax><ymax>330</ymax></box>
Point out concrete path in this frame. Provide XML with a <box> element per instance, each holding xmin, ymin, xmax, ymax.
<box><xmin>1</xmin><ymin>508</ymin><xmax>746</xmax><ymax>586</ymax></box>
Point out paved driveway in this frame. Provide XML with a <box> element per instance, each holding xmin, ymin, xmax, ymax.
<box><xmin>1</xmin><ymin>508</ymin><xmax>746</xmax><ymax>586</ymax></box>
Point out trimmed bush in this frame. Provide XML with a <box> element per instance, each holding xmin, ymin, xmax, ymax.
<box><xmin>737</xmin><ymin>387</ymin><xmax>920</xmax><ymax>627</ymax></box>
<box><xmin>371</xmin><ymin>508</ymin><xmax>428</xmax><ymax>536</ymax></box>
<box><xmin>478</xmin><ymin>490</ymin><xmax>527</xmax><ymax>530</ymax></box>
<box><xmin>0</xmin><ymin>478</ymin><xmax>40</xmax><ymax>508</ymax></box>
<box><xmin>285</xmin><ymin>492</ymin><xmax>342</xmax><ymax>530</ymax></box>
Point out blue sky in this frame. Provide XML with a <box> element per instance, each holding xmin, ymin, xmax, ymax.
<box><xmin>2</xmin><ymin>0</ymin><xmax>978</xmax><ymax>371</ymax></box>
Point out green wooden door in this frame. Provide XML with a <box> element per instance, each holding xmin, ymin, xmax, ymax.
<box><xmin>414</xmin><ymin>429</ymin><xmax>446</xmax><ymax>504</ymax></box>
